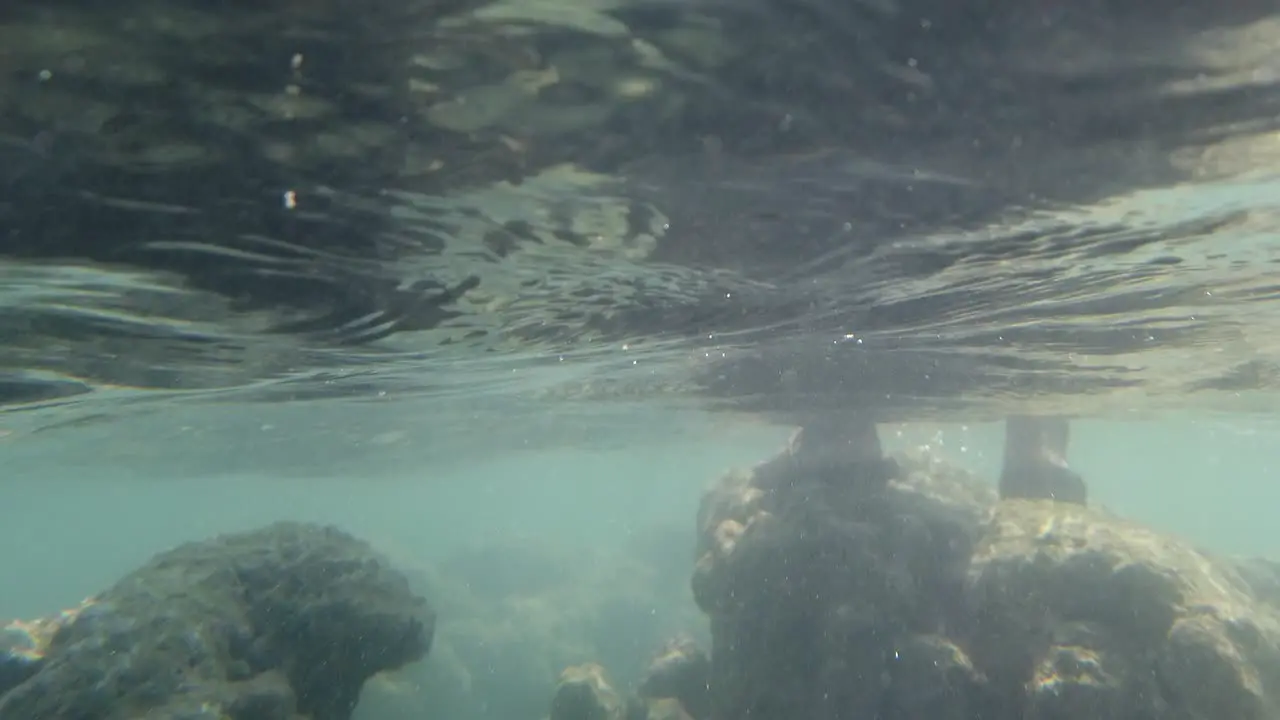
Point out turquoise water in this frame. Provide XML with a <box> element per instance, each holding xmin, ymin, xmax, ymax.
<box><xmin>4</xmin><ymin>2</ymin><xmax>1280</xmax><ymax>719</ymax></box>
<box><xmin>5</xmin><ymin>408</ymin><xmax>1280</xmax><ymax>718</ymax></box>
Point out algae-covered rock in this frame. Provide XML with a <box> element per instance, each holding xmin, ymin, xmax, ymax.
<box><xmin>548</xmin><ymin>655</ymin><xmax>707</xmax><ymax>720</ymax></box>
<box><xmin>550</xmin><ymin>663</ymin><xmax>627</xmax><ymax>720</ymax></box>
<box><xmin>0</xmin><ymin>601</ymin><xmax>88</xmax><ymax>699</ymax></box>
<box><xmin>637</xmin><ymin>634</ymin><xmax>710</xmax><ymax>720</ymax></box>
<box><xmin>885</xmin><ymin>633</ymin><xmax>988</xmax><ymax>720</ymax></box>
<box><xmin>969</xmin><ymin>499</ymin><xmax>1280</xmax><ymax>719</ymax></box>
<box><xmin>0</xmin><ymin>522</ymin><xmax>433</xmax><ymax>720</ymax></box>
<box><xmin>693</xmin><ymin>441</ymin><xmax>1280</xmax><ymax>720</ymax></box>
<box><xmin>637</xmin><ymin>697</ymin><xmax>695</xmax><ymax>720</ymax></box>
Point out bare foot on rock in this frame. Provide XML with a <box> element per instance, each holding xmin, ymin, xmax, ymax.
<box><xmin>998</xmin><ymin>415</ymin><xmax>1087</xmax><ymax>505</ymax></box>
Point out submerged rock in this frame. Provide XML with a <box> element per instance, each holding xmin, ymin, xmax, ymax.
<box><xmin>693</xmin><ymin>445</ymin><xmax>1280</xmax><ymax>720</ymax></box>
<box><xmin>549</xmin><ymin>653</ymin><xmax>709</xmax><ymax>720</ymax></box>
<box><xmin>0</xmin><ymin>522</ymin><xmax>433</xmax><ymax>720</ymax></box>
<box><xmin>550</xmin><ymin>663</ymin><xmax>627</xmax><ymax>720</ymax></box>
<box><xmin>637</xmin><ymin>635</ymin><xmax>710</xmax><ymax>720</ymax></box>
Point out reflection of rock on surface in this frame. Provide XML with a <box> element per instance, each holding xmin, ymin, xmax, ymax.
<box><xmin>0</xmin><ymin>522</ymin><xmax>433</xmax><ymax>720</ymax></box>
<box><xmin>693</xmin><ymin>441</ymin><xmax>1280</xmax><ymax>720</ymax></box>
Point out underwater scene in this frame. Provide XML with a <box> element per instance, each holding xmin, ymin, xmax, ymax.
<box><xmin>4</xmin><ymin>0</ymin><xmax>1280</xmax><ymax>718</ymax></box>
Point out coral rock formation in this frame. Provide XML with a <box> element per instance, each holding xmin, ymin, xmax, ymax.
<box><xmin>693</xmin><ymin>443</ymin><xmax>1280</xmax><ymax>720</ymax></box>
<box><xmin>0</xmin><ymin>522</ymin><xmax>433</xmax><ymax>720</ymax></box>
<box><xmin>550</xmin><ymin>663</ymin><xmax>627</xmax><ymax>720</ymax></box>
<box><xmin>549</xmin><ymin>644</ymin><xmax>713</xmax><ymax>720</ymax></box>
<box><xmin>637</xmin><ymin>635</ymin><xmax>710</xmax><ymax>720</ymax></box>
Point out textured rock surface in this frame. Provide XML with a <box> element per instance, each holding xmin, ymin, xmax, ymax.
<box><xmin>693</xmin><ymin>444</ymin><xmax>1280</xmax><ymax>720</ymax></box>
<box><xmin>550</xmin><ymin>663</ymin><xmax>627</xmax><ymax>720</ymax></box>
<box><xmin>0</xmin><ymin>522</ymin><xmax>433</xmax><ymax>720</ymax></box>
<box><xmin>548</xmin><ymin>659</ymin><xmax>705</xmax><ymax>720</ymax></box>
<box><xmin>637</xmin><ymin>635</ymin><xmax>710</xmax><ymax>720</ymax></box>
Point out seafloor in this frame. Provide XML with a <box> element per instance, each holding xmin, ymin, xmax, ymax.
<box><xmin>6</xmin><ymin>429</ymin><xmax>1280</xmax><ymax>720</ymax></box>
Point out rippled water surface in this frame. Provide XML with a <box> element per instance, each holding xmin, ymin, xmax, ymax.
<box><xmin>2</xmin><ymin>0</ymin><xmax>1280</xmax><ymax>435</ymax></box>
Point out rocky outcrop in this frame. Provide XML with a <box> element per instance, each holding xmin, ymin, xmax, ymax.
<box><xmin>0</xmin><ymin>522</ymin><xmax>433</xmax><ymax>720</ymax></box>
<box><xmin>549</xmin><ymin>663</ymin><xmax>628</xmax><ymax>720</ymax></box>
<box><xmin>637</xmin><ymin>635</ymin><xmax>710</xmax><ymax>720</ymax></box>
<box><xmin>548</xmin><ymin>650</ymin><xmax>710</xmax><ymax>720</ymax></box>
<box><xmin>693</xmin><ymin>438</ymin><xmax>1280</xmax><ymax>720</ymax></box>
